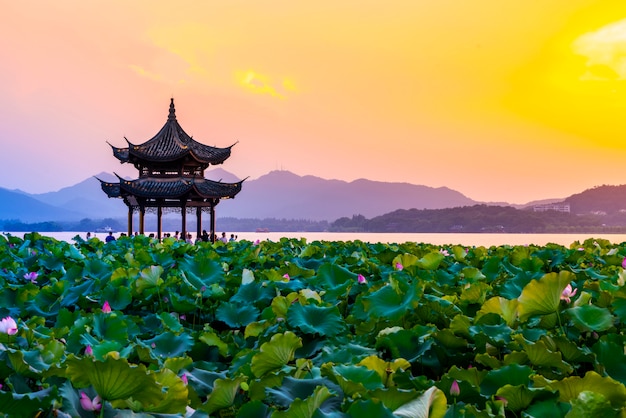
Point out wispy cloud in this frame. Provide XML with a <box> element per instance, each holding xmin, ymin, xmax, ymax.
<box><xmin>574</xmin><ymin>19</ymin><xmax>626</xmax><ymax>80</ymax></box>
<box><xmin>236</xmin><ymin>70</ymin><xmax>296</xmax><ymax>99</ymax></box>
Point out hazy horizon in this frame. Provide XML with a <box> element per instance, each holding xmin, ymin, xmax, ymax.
<box><xmin>2</xmin><ymin>1</ymin><xmax>626</xmax><ymax>204</ymax></box>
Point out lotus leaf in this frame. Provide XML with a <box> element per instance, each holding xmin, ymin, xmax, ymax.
<box><xmin>200</xmin><ymin>375</ymin><xmax>247</xmax><ymax>414</ymax></box>
<box><xmin>517</xmin><ymin>271</ymin><xmax>575</xmax><ymax>321</ymax></box>
<box><xmin>216</xmin><ymin>301</ymin><xmax>259</xmax><ymax>328</ymax></box>
<box><xmin>392</xmin><ymin>386</ymin><xmax>447</xmax><ymax>418</ymax></box>
<box><xmin>565</xmin><ymin>305</ymin><xmax>614</xmax><ymax>332</ymax></box>
<box><xmin>287</xmin><ymin>303</ymin><xmax>345</xmax><ymax>337</ymax></box>
<box><xmin>532</xmin><ymin>371</ymin><xmax>626</xmax><ymax>406</ymax></box>
<box><xmin>251</xmin><ymin>331</ymin><xmax>303</xmax><ymax>377</ymax></box>
<box><xmin>66</xmin><ymin>356</ymin><xmax>163</xmax><ymax>403</ymax></box>
<box><xmin>270</xmin><ymin>385</ymin><xmax>335</xmax><ymax>418</ymax></box>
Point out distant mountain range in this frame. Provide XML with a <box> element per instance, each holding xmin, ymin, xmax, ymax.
<box><xmin>0</xmin><ymin>169</ymin><xmax>624</xmax><ymax>224</ymax></box>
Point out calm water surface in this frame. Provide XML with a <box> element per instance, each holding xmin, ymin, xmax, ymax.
<box><xmin>7</xmin><ymin>231</ymin><xmax>626</xmax><ymax>247</ymax></box>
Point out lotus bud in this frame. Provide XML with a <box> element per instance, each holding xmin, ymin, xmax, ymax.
<box><xmin>450</xmin><ymin>380</ymin><xmax>460</xmax><ymax>397</ymax></box>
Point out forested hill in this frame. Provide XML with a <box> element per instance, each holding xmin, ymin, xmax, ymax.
<box><xmin>564</xmin><ymin>185</ymin><xmax>626</xmax><ymax>214</ymax></box>
<box><xmin>331</xmin><ymin>204</ymin><xmax>626</xmax><ymax>233</ymax></box>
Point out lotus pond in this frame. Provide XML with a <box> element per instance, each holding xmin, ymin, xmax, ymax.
<box><xmin>2</xmin><ymin>233</ymin><xmax>626</xmax><ymax>417</ymax></box>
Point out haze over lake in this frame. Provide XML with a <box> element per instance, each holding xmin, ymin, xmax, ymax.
<box><xmin>15</xmin><ymin>231</ymin><xmax>626</xmax><ymax>248</ymax></box>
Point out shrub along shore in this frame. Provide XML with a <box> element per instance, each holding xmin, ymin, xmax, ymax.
<box><xmin>1</xmin><ymin>232</ymin><xmax>626</xmax><ymax>416</ymax></box>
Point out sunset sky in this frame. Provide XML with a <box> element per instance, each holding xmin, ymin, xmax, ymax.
<box><xmin>2</xmin><ymin>1</ymin><xmax>626</xmax><ymax>204</ymax></box>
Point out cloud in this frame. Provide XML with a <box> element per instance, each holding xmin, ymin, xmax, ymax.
<box><xmin>573</xmin><ymin>19</ymin><xmax>626</xmax><ymax>80</ymax></box>
<box><xmin>236</xmin><ymin>70</ymin><xmax>296</xmax><ymax>98</ymax></box>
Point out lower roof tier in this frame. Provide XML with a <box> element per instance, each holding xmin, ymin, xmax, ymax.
<box><xmin>99</xmin><ymin>175</ymin><xmax>243</xmax><ymax>201</ymax></box>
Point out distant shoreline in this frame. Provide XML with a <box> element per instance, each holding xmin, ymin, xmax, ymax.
<box><xmin>5</xmin><ymin>231</ymin><xmax>626</xmax><ymax>247</ymax></box>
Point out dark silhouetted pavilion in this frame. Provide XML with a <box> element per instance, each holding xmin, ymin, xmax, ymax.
<box><xmin>99</xmin><ymin>99</ymin><xmax>243</xmax><ymax>241</ymax></box>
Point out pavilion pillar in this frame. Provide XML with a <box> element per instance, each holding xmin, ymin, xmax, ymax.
<box><xmin>210</xmin><ymin>204</ymin><xmax>216</xmax><ymax>243</ymax></box>
<box><xmin>181</xmin><ymin>205</ymin><xmax>187</xmax><ymax>241</ymax></box>
<box><xmin>157</xmin><ymin>206</ymin><xmax>163</xmax><ymax>240</ymax></box>
<box><xmin>196</xmin><ymin>207</ymin><xmax>202</xmax><ymax>240</ymax></box>
<box><xmin>127</xmin><ymin>207</ymin><xmax>133</xmax><ymax>236</ymax></box>
<box><xmin>139</xmin><ymin>208</ymin><xmax>145</xmax><ymax>235</ymax></box>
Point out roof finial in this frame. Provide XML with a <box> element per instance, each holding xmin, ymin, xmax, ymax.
<box><xmin>168</xmin><ymin>98</ymin><xmax>176</xmax><ymax>121</ymax></box>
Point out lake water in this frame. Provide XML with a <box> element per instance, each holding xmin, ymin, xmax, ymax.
<box><xmin>6</xmin><ymin>231</ymin><xmax>626</xmax><ymax>247</ymax></box>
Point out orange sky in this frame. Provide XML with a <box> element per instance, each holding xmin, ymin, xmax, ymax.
<box><xmin>2</xmin><ymin>1</ymin><xmax>626</xmax><ymax>204</ymax></box>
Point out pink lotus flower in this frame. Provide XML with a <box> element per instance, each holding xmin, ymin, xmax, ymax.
<box><xmin>102</xmin><ymin>301</ymin><xmax>111</xmax><ymax>313</ymax></box>
<box><xmin>181</xmin><ymin>373</ymin><xmax>188</xmax><ymax>385</ymax></box>
<box><xmin>85</xmin><ymin>345</ymin><xmax>93</xmax><ymax>356</ymax></box>
<box><xmin>450</xmin><ymin>380</ymin><xmax>460</xmax><ymax>397</ymax></box>
<box><xmin>357</xmin><ymin>274</ymin><xmax>367</xmax><ymax>284</ymax></box>
<box><xmin>395</xmin><ymin>262</ymin><xmax>403</xmax><ymax>271</ymax></box>
<box><xmin>0</xmin><ymin>317</ymin><xmax>18</xmax><ymax>335</ymax></box>
<box><xmin>561</xmin><ymin>284</ymin><xmax>577</xmax><ymax>303</ymax></box>
<box><xmin>439</xmin><ymin>249</ymin><xmax>450</xmax><ymax>257</ymax></box>
<box><xmin>283</xmin><ymin>274</ymin><xmax>290</xmax><ymax>281</ymax></box>
<box><xmin>80</xmin><ymin>392</ymin><xmax>102</xmax><ymax>412</ymax></box>
<box><xmin>23</xmin><ymin>272</ymin><xmax>38</xmax><ymax>283</ymax></box>
<box><xmin>622</xmin><ymin>258</ymin><xmax>626</xmax><ymax>269</ymax></box>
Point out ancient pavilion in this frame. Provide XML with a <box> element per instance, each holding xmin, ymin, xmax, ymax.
<box><xmin>99</xmin><ymin>99</ymin><xmax>243</xmax><ymax>241</ymax></box>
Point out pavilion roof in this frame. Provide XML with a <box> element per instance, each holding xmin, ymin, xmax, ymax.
<box><xmin>98</xmin><ymin>175</ymin><xmax>243</xmax><ymax>200</ymax></box>
<box><xmin>109</xmin><ymin>99</ymin><xmax>235</xmax><ymax>165</ymax></box>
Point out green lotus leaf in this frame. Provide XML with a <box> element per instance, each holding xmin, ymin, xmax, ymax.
<box><xmin>523</xmin><ymin>399</ymin><xmax>570</xmax><ymax>418</ymax></box>
<box><xmin>459</xmin><ymin>281</ymin><xmax>490</xmax><ymax>304</ymax></box>
<box><xmin>60</xmin><ymin>279</ymin><xmax>96</xmax><ymax>308</ymax></box>
<box><xmin>6</xmin><ymin>350</ymin><xmax>45</xmax><ymax>377</ymax></box>
<box><xmin>347</xmin><ymin>399</ymin><xmax>394</xmax><ymax>417</ymax></box>
<box><xmin>231</xmin><ymin>281</ymin><xmax>275</xmax><ymax>307</ymax></box>
<box><xmin>135</xmin><ymin>265</ymin><xmax>164</xmax><ymax>293</ymax></box>
<box><xmin>201</xmin><ymin>376</ymin><xmax>248</xmax><ymax>414</ymax></box>
<box><xmin>0</xmin><ymin>386</ymin><xmax>58</xmax><ymax>417</ymax></box>
<box><xmin>375</xmin><ymin>328</ymin><xmax>429</xmax><ymax>363</ymax></box>
<box><xmin>266</xmin><ymin>376</ymin><xmax>342</xmax><ymax>412</ymax></box>
<box><xmin>362</xmin><ymin>282</ymin><xmax>421</xmax><ymax>321</ymax></box>
<box><xmin>237</xmin><ymin>400</ymin><xmax>269</xmax><ymax>417</ymax></box>
<box><xmin>358</xmin><ymin>356</ymin><xmax>410</xmax><ymax>388</ymax></box>
<box><xmin>66</xmin><ymin>356</ymin><xmax>163</xmax><ymax>403</ymax></box>
<box><xmin>100</xmin><ymin>283</ymin><xmax>132</xmax><ymax>310</ymax></box>
<box><xmin>178</xmin><ymin>257</ymin><xmax>224</xmax><ymax>289</ymax></box>
<box><xmin>416</xmin><ymin>252</ymin><xmax>444</xmax><ymax>270</ymax></box>
<box><xmin>517</xmin><ymin>271</ymin><xmax>574</xmax><ymax>322</ymax></box>
<box><xmin>592</xmin><ymin>335</ymin><xmax>626</xmax><ymax>384</ymax></box>
<box><xmin>215</xmin><ymin>302</ymin><xmax>259</xmax><ymax>328</ymax></box>
<box><xmin>518</xmin><ymin>339</ymin><xmax>572</xmax><ymax>373</ymax></box>
<box><xmin>85</xmin><ymin>258</ymin><xmax>113</xmax><ymax>280</ymax></box>
<box><xmin>287</xmin><ymin>303</ymin><xmax>345</xmax><ymax>337</ymax></box>
<box><xmin>392</xmin><ymin>386</ymin><xmax>447</xmax><ymax>418</ymax></box>
<box><xmin>532</xmin><ymin>371</ymin><xmax>626</xmax><ymax>406</ymax></box>
<box><xmin>199</xmin><ymin>331</ymin><xmax>229</xmax><ymax>358</ymax></box>
<box><xmin>476</xmin><ymin>297</ymin><xmax>518</xmax><ymax>327</ymax></box>
<box><xmin>142</xmin><ymin>332</ymin><xmax>194</xmax><ymax>359</ymax></box>
<box><xmin>92</xmin><ymin>313</ymin><xmax>130</xmax><ymax>343</ymax></box>
<box><xmin>445</xmin><ymin>365</ymin><xmax>487</xmax><ymax>388</ymax></box>
<box><xmin>142</xmin><ymin>368</ymin><xmax>189</xmax><ymax>414</ymax></box>
<box><xmin>480</xmin><ymin>364</ymin><xmax>532</xmax><ymax>397</ymax></box>
<box><xmin>251</xmin><ymin>331</ymin><xmax>302</xmax><ymax>377</ymax></box>
<box><xmin>91</xmin><ymin>341</ymin><xmax>124</xmax><ymax>360</ymax></box>
<box><xmin>494</xmin><ymin>384</ymin><xmax>537</xmax><ymax>412</ymax></box>
<box><xmin>272</xmin><ymin>294</ymin><xmax>299</xmax><ymax>319</ymax></box>
<box><xmin>568</xmin><ymin>390</ymin><xmax>615</xmax><ymax>417</ymax></box>
<box><xmin>565</xmin><ymin>305</ymin><xmax>614</xmax><ymax>332</ymax></box>
<box><xmin>610</xmin><ymin>298</ymin><xmax>626</xmax><ymax>323</ymax></box>
<box><xmin>158</xmin><ymin>312</ymin><xmax>183</xmax><ymax>333</ymax></box>
<box><xmin>163</xmin><ymin>357</ymin><xmax>193</xmax><ymax>374</ymax></box>
<box><xmin>271</xmin><ymin>385</ymin><xmax>334</xmax><ymax>418</ymax></box>
<box><xmin>311</xmin><ymin>262</ymin><xmax>355</xmax><ymax>288</ymax></box>
<box><xmin>322</xmin><ymin>364</ymin><xmax>383</xmax><ymax>396</ymax></box>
